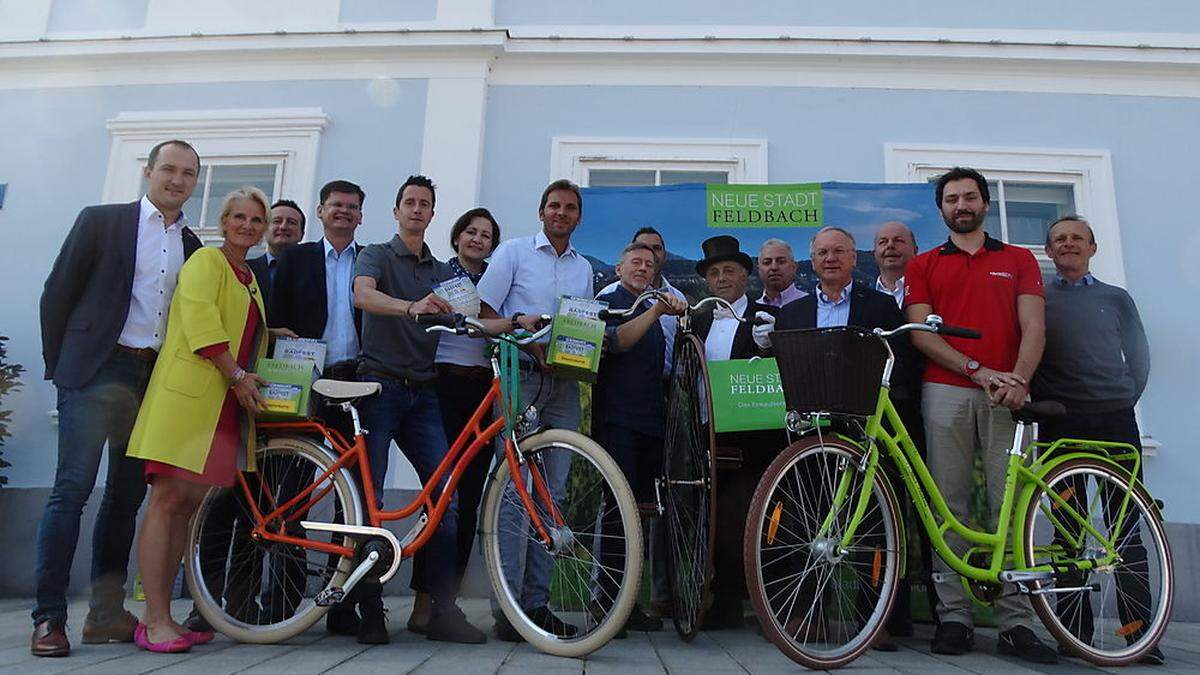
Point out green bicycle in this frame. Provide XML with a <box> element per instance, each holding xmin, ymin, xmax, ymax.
<box><xmin>743</xmin><ymin>317</ymin><xmax>1172</xmax><ymax>669</ymax></box>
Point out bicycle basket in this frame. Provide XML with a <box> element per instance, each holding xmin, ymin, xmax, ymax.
<box><xmin>771</xmin><ymin>326</ymin><xmax>889</xmax><ymax>417</ymax></box>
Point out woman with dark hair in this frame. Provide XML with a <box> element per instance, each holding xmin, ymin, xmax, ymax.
<box><xmin>126</xmin><ymin>187</ymin><xmax>270</xmax><ymax>652</ymax></box>
<box><xmin>407</xmin><ymin>208</ymin><xmax>502</xmax><ymax>634</ymax></box>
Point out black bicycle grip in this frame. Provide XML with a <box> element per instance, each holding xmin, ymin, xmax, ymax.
<box><xmin>413</xmin><ymin>312</ymin><xmax>461</xmax><ymax>328</ymax></box>
<box><xmin>938</xmin><ymin>324</ymin><xmax>982</xmax><ymax>339</ymax></box>
<box><xmin>596</xmin><ymin>308</ymin><xmax>615</xmax><ymax>321</ymax></box>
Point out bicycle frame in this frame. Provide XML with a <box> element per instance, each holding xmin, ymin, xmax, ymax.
<box><xmin>817</xmin><ymin>383</ymin><xmax>1146</xmax><ymax>585</ymax></box>
<box><xmin>230</xmin><ymin>338</ymin><xmax>564</xmax><ymax>564</ymax></box>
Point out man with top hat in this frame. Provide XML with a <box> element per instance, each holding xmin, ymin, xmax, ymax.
<box><xmin>691</xmin><ymin>235</ymin><xmax>780</xmax><ymax>629</ymax></box>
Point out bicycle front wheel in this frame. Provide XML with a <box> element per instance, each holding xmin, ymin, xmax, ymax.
<box><xmin>480</xmin><ymin>428</ymin><xmax>642</xmax><ymax>657</ymax></box>
<box><xmin>186</xmin><ymin>434</ymin><xmax>364</xmax><ymax>644</ymax></box>
<box><xmin>1023</xmin><ymin>457</ymin><xmax>1173</xmax><ymax>666</ymax></box>
<box><xmin>661</xmin><ymin>332</ymin><xmax>716</xmax><ymax>640</ymax></box>
<box><xmin>744</xmin><ymin>436</ymin><xmax>901</xmax><ymax>670</ymax></box>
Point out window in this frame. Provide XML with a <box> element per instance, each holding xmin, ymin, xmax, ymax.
<box><xmin>884</xmin><ymin>143</ymin><xmax>1126</xmax><ymax>288</ymax></box>
<box><xmin>104</xmin><ymin>108</ymin><xmax>329</xmax><ymax>244</ymax></box>
<box><xmin>551</xmin><ymin>137</ymin><xmax>768</xmax><ymax>187</ymax></box>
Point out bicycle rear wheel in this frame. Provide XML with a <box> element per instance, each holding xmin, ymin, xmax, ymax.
<box><xmin>744</xmin><ymin>436</ymin><xmax>901</xmax><ymax>669</ymax></box>
<box><xmin>480</xmin><ymin>428</ymin><xmax>642</xmax><ymax>657</ymax></box>
<box><xmin>185</xmin><ymin>435</ymin><xmax>363</xmax><ymax>643</ymax></box>
<box><xmin>661</xmin><ymin>333</ymin><xmax>717</xmax><ymax>640</ymax></box>
<box><xmin>1023</xmin><ymin>457</ymin><xmax>1173</xmax><ymax>666</ymax></box>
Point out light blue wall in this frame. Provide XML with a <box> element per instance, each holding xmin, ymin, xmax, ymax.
<box><xmin>479</xmin><ymin>84</ymin><xmax>1200</xmax><ymax>522</ymax></box>
<box><xmin>47</xmin><ymin>0</ymin><xmax>149</xmax><ymax>33</ymax></box>
<box><xmin>338</xmin><ymin>0</ymin><xmax>436</xmax><ymax>23</ymax></box>
<box><xmin>496</xmin><ymin>0</ymin><xmax>1200</xmax><ymax>33</ymax></box>
<box><xmin>0</xmin><ymin>78</ymin><xmax>427</xmax><ymax>487</ymax></box>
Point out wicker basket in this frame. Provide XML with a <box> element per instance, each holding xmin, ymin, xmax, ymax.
<box><xmin>771</xmin><ymin>326</ymin><xmax>889</xmax><ymax>417</ymax></box>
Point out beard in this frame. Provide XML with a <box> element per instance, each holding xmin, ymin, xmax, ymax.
<box><xmin>944</xmin><ymin>209</ymin><xmax>986</xmax><ymax>233</ymax></box>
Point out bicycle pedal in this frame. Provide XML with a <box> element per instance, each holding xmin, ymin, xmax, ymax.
<box><xmin>316</xmin><ymin>587</ymin><xmax>345</xmax><ymax>607</ymax></box>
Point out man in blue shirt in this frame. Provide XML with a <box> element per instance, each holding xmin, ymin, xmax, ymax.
<box><xmin>593</xmin><ymin>242</ymin><xmax>686</xmax><ymax>633</ymax></box>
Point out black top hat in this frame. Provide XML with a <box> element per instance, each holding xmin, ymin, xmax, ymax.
<box><xmin>695</xmin><ymin>235</ymin><xmax>754</xmax><ymax>276</ymax></box>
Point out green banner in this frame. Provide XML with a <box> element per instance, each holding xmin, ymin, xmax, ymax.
<box><xmin>706</xmin><ymin>183</ymin><xmax>823</xmax><ymax>229</ymax></box>
<box><xmin>707</xmin><ymin>358</ymin><xmax>787</xmax><ymax>432</ymax></box>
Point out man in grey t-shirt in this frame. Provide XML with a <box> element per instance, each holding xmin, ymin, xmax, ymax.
<box><xmin>350</xmin><ymin>175</ymin><xmax>483</xmax><ymax>645</ymax></box>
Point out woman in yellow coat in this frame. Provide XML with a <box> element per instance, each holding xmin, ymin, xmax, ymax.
<box><xmin>127</xmin><ymin>187</ymin><xmax>270</xmax><ymax>652</ymax></box>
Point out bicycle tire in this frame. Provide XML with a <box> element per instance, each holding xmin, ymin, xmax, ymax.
<box><xmin>1022</xmin><ymin>457</ymin><xmax>1173</xmax><ymax>666</ymax></box>
<box><xmin>480</xmin><ymin>428</ymin><xmax>642</xmax><ymax>657</ymax></box>
<box><xmin>744</xmin><ymin>436</ymin><xmax>901</xmax><ymax>669</ymax></box>
<box><xmin>661</xmin><ymin>332</ymin><xmax>717</xmax><ymax>641</ymax></box>
<box><xmin>185</xmin><ymin>434</ymin><xmax>364</xmax><ymax>644</ymax></box>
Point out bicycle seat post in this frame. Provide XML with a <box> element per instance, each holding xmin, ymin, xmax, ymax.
<box><xmin>341</xmin><ymin>400</ymin><xmax>365</xmax><ymax>438</ymax></box>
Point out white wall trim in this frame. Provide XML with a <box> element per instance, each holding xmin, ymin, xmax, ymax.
<box><xmin>420</xmin><ymin>76</ymin><xmax>491</xmax><ymax>261</ymax></box>
<box><xmin>551</xmin><ymin>137</ymin><xmax>768</xmax><ymax>186</ymax></box>
<box><xmin>2</xmin><ymin>29</ymin><xmax>1200</xmax><ymax>99</ymax></box>
<box><xmin>102</xmin><ymin>107</ymin><xmax>329</xmax><ymax>237</ymax></box>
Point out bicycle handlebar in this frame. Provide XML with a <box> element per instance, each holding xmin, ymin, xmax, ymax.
<box><xmin>419</xmin><ymin>312</ymin><xmax>554</xmax><ymax>345</ymax></box>
<box><xmin>598</xmin><ymin>289</ymin><xmax>768</xmax><ymax>324</ymax></box>
<box><xmin>873</xmin><ymin>314</ymin><xmax>982</xmax><ymax>340</ymax></box>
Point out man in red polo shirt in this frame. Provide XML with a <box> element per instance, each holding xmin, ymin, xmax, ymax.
<box><xmin>904</xmin><ymin>167</ymin><xmax>1054</xmax><ymax>664</ymax></box>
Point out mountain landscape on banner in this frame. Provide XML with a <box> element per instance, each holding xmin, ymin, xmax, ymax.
<box><xmin>574</xmin><ymin>181</ymin><xmax>944</xmax><ymax>298</ymax></box>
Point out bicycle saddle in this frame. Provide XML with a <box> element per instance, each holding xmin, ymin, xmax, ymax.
<box><xmin>1011</xmin><ymin>400</ymin><xmax>1067</xmax><ymax>424</ymax></box>
<box><xmin>312</xmin><ymin>379</ymin><xmax>382</xmax><ymax>401</ymax></box>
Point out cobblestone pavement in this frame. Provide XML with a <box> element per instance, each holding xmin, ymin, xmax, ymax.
<box><xmin>2</xmin><ymin>598</ymin><xmax>1196</xmax><ymax>674</ymax></box>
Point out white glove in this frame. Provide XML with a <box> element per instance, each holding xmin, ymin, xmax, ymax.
<box><xmin>752</xmin><ymin>310</ymin><xmax>776</xmax><ymax>349</ymax></box>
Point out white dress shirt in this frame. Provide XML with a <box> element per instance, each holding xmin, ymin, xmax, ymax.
<box><xmin>597</xmin><ymin>276</ymin><xmax>686</xmax><ymax>375</ymax></box>
<box><xmin>875</xmin><ymin>275</ymin><xmax>905</xmax><ymax>308</ymax></box>
<box><xmin>321</xmin><ymin>237</ymin><xmax>360</xmax><ymax>365</ymax></box>
<box><xmin>118</xmin><ymin>195</ymin><xmax>186</xmax><ymax>350</ymax></box>
<box><xmin>704</xmin><ymin>295</ymin><xmax>747</xmax><ymax>362</ymax></box>
<box><xmin>477</xmin><ymin>230</ymin><xmax>594</xmax><ymax>334</ymax></box>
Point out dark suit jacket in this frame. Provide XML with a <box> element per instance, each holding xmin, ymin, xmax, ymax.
<box><xmin>247</xmin><ymin>254</ymin><xmax>272</xmax><ymax>317</ymax></box>
<box><xmin>41</xmin><ymin>200</ymin><xmax>202</xmax><ymax>388</ymax></box>
<box><xmin>692</xmin><ymin>294</ymin><xmax>775</xmax><ymax>361</ymax></box>
<box><xmin>268</xmin><ymin>240</ymin><xmax>363</xmax><ymax>340</ymax></box>
<box><xmin>774</xmin><ymin>283</ymin><xmax>922</xmax><ymax>401</ymax></box>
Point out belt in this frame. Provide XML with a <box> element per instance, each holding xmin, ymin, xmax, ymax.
<box><xmin>437</xmin><ymin>363</ymin><xmax>492</xmax><ymax>382</ymax></box>
<box><xmin>322</xmin><ymin>361</ymin><xmax>359</xmax><ymax>380</ymax></box>
<box><xmin>361</xmin><ymin>369</ymin><xmax>437</xmax><ymax>389</ymax></box>
<box><xmin>115</xmin><ymin>345</ymin><xmax>158</xmax><ymax>362</ymax></box>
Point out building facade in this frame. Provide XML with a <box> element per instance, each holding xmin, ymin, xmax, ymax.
<box><xmin>2</xmin><ymin>0</ymin><xmax>1199</xmax><ymax>612</ymax></box>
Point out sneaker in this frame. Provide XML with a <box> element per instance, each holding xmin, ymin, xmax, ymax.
<box><xmin>356</xmin><ymin>604</ymin><xmax>389</xmax><ymax>645</ymax></box>
<box><xmin>325</xmin><ymin>602</ymin><xmax>360</xmax><ymax>636</ymax></box>
<box><xmin>427</xmin><ymin>606</ymin><xmax>486</xmax><ymax>644</ymax></box>
<box><xmin>493</xmin><ymin>613</ymin><xmax>525</xmax><ymax>642</ymax></box>
<box><xmin>997</xmin><ymin>626</ymin><xmax>1058</xmax><ymax>664</ymax></box>
<box><xmin>527</xmin><ymin>606</ymin><xmax>579</xmax><ymax>638</ymax></box>
<box><xmin>930</xmin><ymin>621</ymin><xmax>974</xmax><ymax>655</ymax></box>
<box><xmin>625</xmin><ymin>605</ymin><xmax>664</xmax><ymax>632</ymax></box>
<box><xmin>1140</xmin><ymin>645</ymin><xmax>1166</xmax><ymax>665</ymax></box>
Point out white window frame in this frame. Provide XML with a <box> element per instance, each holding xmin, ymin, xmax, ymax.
<box><xmin>551</xmin><ymin>137</ymin><xmax>768</xmax><ymax>187</ymax></box>
<box><xmin>884</xmin><ymin>143</ymin><xmax>1158</xmax><ymax>454</ymax></box>
<box><xmin>884</xmin><ymin>143</ymin><xmax>1125</xmax><ymax>288</ymax></box>
<box><xmin>103</xmin><ymin>107</ymin><xmax>329</xmax><ymax>243</ymax></box>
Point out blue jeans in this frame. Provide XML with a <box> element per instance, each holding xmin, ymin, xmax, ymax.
<box><xmin>495</xmin><ymin>374</ymin><xmax>580</xmax><ymax>611</ymax></box>
<box><xmin>33</xmin><ymin>349</ymin><xmax>154</xmax><ymax>624</ymax></box>
<box><xmin>357</xmin><ymin>375</ymin><xmax>459</xmax><ymax>611</ymax></box>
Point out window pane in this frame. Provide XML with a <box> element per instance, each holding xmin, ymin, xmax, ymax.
<box><xmin>1003</xmin><ymin>182</ymin><xmax>1075</xmax><ymax>246</ymax></box>
<box><xmin>660</xmin><ymin>170</ymin><xmax>729</xmax><ymax>185</ymax></box>
<box><xmin>588</xmin><ymin>169</ymin><xmax>655</xmax><ymax>187</ymax></box>
<box><xmin>983</xmin><ymin>181</ymin><xmax>1001</xmax><ymax>239</ymax></box>
<box><xmin>141</xmin><ymin>166</ymin><xmax>207</xmax><ymax>226</ymax></box>
<box><xmin>204</xmin><ymin>164</ymin><xmax>277</xmax><ymax>229</ymax></box>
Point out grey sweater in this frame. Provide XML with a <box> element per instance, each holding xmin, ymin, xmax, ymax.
<box><xmin>1032</xmin><ymin>277</ymin><xmax>1150</xmax><ymax>413</ymax></box>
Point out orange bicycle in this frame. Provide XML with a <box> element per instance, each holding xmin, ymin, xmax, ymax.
<box><xmin>183</xmin><ymin>314</ymin><xmax>642</xmax><ymax>657</ymax></box>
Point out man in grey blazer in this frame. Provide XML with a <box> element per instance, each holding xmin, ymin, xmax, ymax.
<box><xmin>32</xmin><ymin>140</ymin><xmax>203</xmax><ymax>657</ymax></box>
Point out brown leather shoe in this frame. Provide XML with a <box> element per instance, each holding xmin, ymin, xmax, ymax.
<box><xmin>31</xmin><ymin>620</ymin><xmax>70</xmax><ymax>657</ymax></box>
<box><xmin>81</xmin><ymin>609</ymin><xmax>138</xmax><ymax>644</ymax></box>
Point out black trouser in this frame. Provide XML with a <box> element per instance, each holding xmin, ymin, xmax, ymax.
<box><xmin>408</xmin><ymin>364</ymin><xmax>494</xmax><ymax>595</ymax></box>
<box><xmin>1038</xmin><ymin>406</ymin><xmax>1153</xmax><ymax>643</ymax></box>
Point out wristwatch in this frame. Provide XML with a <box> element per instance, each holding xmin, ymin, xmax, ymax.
<box><xmin>963</xmin><ymin>359</ymin><xmax>981</xmax><ymax>376</ymax></box>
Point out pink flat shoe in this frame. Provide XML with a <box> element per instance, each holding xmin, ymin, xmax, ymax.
<box><xmin>182</xmin><ymin>630</ymin><xmax>215</xmax><ymax>645</ymax></box>
<box><xmin>134</xmin><ymin>623</ymin><xmax>192</xmax><ymax>654</ymax></box>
